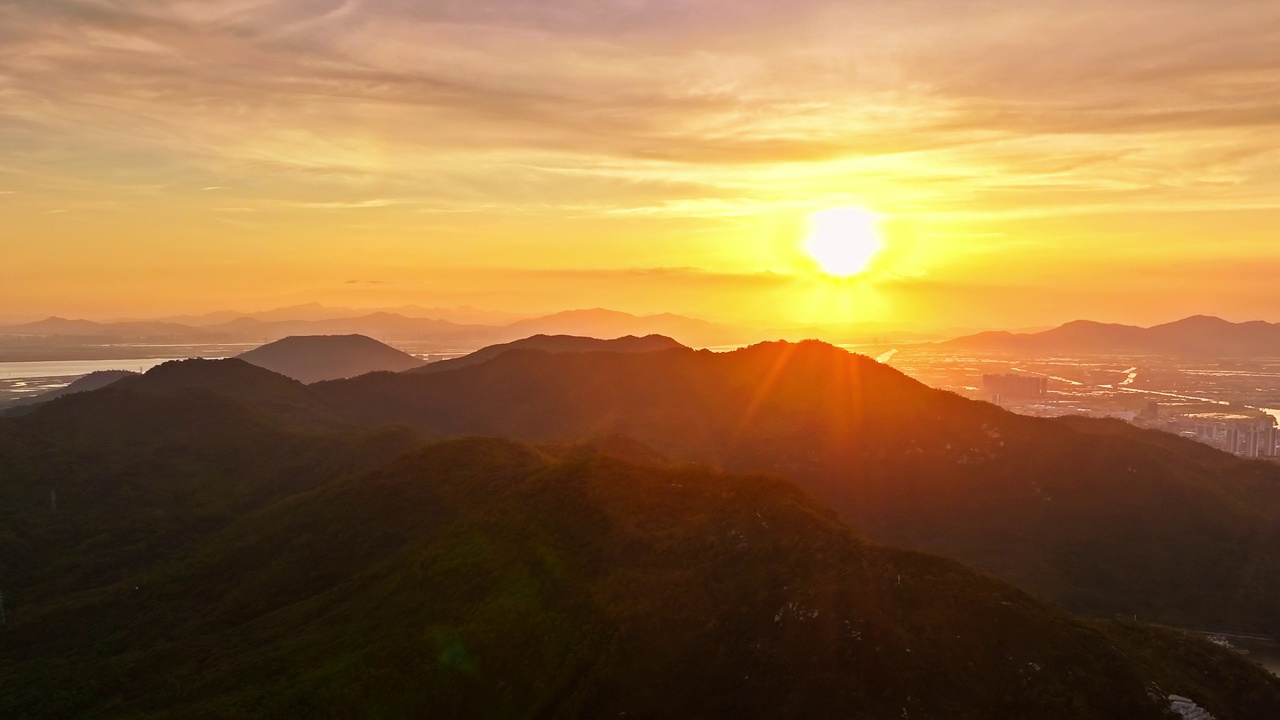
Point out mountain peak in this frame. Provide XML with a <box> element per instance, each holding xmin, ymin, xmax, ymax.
<box><xmin>411</xmin><ymin>333</ymin><xmax>687</xmax><ymax>374</ymax></box>
<box><xmin>1161</xmin><ymin>315</ymin><xmax>1232</xmax><ymax>327</ymax></box>
<box><xmin>125</xmin><ymin>358</ymin><xmax>300</xmax><ymax>392</ymax></box>
<box><xmin>238</xmin><ymin>334</ymin><xmax>425</xmax><ymax>383</ymax></box>
<box><xmin>945</xmin><ymin>315</ymin><xmax>1280</xmax><ymax>357</ymax></box>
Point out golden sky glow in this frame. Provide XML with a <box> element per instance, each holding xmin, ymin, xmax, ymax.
<box><xmin>3</xmin><ymin>1</ymin><xmax>1280</xmax><ymax>329</ymax></box>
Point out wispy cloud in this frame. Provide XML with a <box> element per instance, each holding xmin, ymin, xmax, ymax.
<box><xmin>290</xmin><ymin>199</ymin><xmax>407</xmax><ymax>210</ymax></box>
<box><xmin>3</xmin><ymin>0</ymin><xmax>1276</xmax><ymax>217</ymax></box>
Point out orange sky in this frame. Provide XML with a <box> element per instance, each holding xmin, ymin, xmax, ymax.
<box><xmin>3</xmin><ymin>1</ymin><xmax>1279</xmax><ymax>329</ymax></box>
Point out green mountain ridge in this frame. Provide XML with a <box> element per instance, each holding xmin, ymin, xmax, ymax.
<box><xmin>2</xmin><ymin>421</ymin><xmax>1277</xmax><ymax>718</ymax></box>
<box><xmin>5</xmin><ymin>342</ymin><xmax>1280</xmax><ymax>716</ymax></box>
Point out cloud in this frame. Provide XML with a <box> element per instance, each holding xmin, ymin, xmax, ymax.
<box><xmin>6</xmin><ymin>1</ymin><xmax>1276</xmax><ymax>192</ymax></box>
<box><xmin>290</xmin><ymin>199</ymin><xmax>406</xmax><ymax>210</ymax></box>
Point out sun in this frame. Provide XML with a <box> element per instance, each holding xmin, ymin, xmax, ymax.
<box><xmin>803</xmin><ymin>207</ymin><xmax>884</xmax><ymax>277</ymax></box>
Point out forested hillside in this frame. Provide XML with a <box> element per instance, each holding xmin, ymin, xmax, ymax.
<box><xmin>1</xmin><ymin>412</ymin><xmax>1276</xmax><ymax>718</ymax></box>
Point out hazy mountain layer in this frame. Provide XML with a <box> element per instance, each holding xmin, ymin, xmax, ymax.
<box><xmin>943</xmin><ymin>315</ymin><xmax>1280</xmax><ymax>357</ymax></box>
<box><xmin>0</xmin><ymin>308</ymin><xmax>749</xmax><ymax>349</ymax></box>
<box><xmin>411</xmin><ymin>333</ymin><xmax>686</xmax><ymax>374</ymax></box>
<box><xmin>237</xmin><ymin>334</ymin><xmax>425</xmax><ymax>383</ymax></box>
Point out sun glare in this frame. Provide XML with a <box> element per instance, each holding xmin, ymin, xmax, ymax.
<box><xmin>804</xmin><ymin>207</ymin><xmax>884</xmax><ymax>277</ymax></box>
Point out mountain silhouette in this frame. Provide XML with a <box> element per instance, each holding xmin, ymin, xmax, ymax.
<box><xmin>1</xmin><ymin>316</ymin><xmax>199</xmax><ymax>338</ymax></box>
<box><xmin>411</xmin><ymin>334</ymin><xmax>686</xmax><ymax>374</ymax></box>
<box><xmin>306</xmin><ymin>340</ymin><xmax>1280</xmax><ymax>633</ymax></box>
<box><xmin>0</xmin><ymin>308</ymin><xmax>747</xmax><ymax>348</ymax></box>
<box><xmin>498</xmin><ymin>308</ymin><xmax>744</xmax><ymax>346</ymax></box>
<box><xmin>13</xmin><ymin>341</ymin><xmax>1280</xmax><ymax>636</ymax></box>
<box><xmin>943</xmin><ymin>315</ymin><xmax>1280</xmax><ymax>356</ymax></box>
<box><xmin>237</xmin><ymin>334</ymin><xmax>425</xmax><ymax>383</ymax></box>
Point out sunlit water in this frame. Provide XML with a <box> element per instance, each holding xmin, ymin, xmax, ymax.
<box><xmin>1233</xmin><ymin>638</ymin><xmax>1280</xmax><ymax>677</ymax></box>
<box><xmin>1193</xmin><ymin>633</ymin><xmax>1280</xmax><ymax>677</ymax></box>
<box><xmin>0</xmin><ymin>358</ymin><xmax>181</xmax><ymax>380</ymax></box>
<box><xmin>0</xmin><ymin>358</ymin><xmax>202</xmax><ymax>403</ymax></box>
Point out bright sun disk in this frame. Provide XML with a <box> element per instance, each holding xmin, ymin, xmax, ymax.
<box><xmin>804</xmin><ymin>207</ymin><xmax>884</xmax><ymax>277</ymax></box>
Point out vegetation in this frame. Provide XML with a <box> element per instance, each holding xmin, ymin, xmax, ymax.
<box><xmin>2</xmin><ymin>402</ymin><xmax>1277</xmax><ymax>717</ymax></box>
<box><xmin>309</xmin><ymin>340</ymin><xmax>1280</xmax><ymax>634</ymax></box>
<box><xmin>4</xmin><ymin>347</ymin><xmax>1280</xmax><ymax>717</ymax></box>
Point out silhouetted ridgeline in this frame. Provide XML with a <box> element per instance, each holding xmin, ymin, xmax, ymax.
<box><xmin>943</xmin><ymin>315</ymin><xmax>1280</xmax><ymax>357</ymax></box>
<box><xmin>412</xmin><ymin>333</ymin><xmax>686</xmax><ymax>374</ymax></box>
<box><xmin>309</xmin><ymin>342</ymin><xmax>1280</xmax><ymax>634</ymax></box>
<box><xmin>7</xmin><ymin>344</ymin><xmax>1280</xmax><ymax>636</ymax></box>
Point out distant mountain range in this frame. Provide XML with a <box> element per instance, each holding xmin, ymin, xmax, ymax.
<box><xmin>2</xmin><ymin>354</ymin><xmax>1276</xmax><ymax>717</ymax></box>
<box><xmin>237</xmin><ymin>335</ymin><xmax>426</xmax><ymax>383</ymax></box>
<box><xmin>0</xmin><ymin>305</ymin><xmax>965</xmax><ymax>356</ymax></box>
<box><xmin>0</xmin><ymin>308</ymin><xmax>751</xmax><ymax>349</ymax></box>
<box><xmin>942</xmin><ymin>315</ymin><xmax>1280</xmax><ymax>357</ymax></box>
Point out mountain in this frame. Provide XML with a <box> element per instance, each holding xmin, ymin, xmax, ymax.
<box><xmin>104</xmin><ymin>358</ymin><xmax>348</xmax><ymax>427</ymax></box>
<box><xmin>6</xmin><ymin>369</ymin><xmax>137</xmax><ymax>407</ymax></box>
<box><xmin>411</xmin><ymin>334</ymin><xmax>687</xmax><ymax>374</ymax></box>
<box><xmin>0</xmin><ymin>404</ymin><xmax>1275</xmax><ymax>717</ymax></box>
<box><xmin>943</xmin><ymin>315</ymin><xmax>1280</xmax><ymax>357</ymax></box>
<box><xmin>499</xmin><ymin>308</ymin><xmax>747</xmax><ymax>347</ymax></box>
<box><xmin>237</xmin><ymin>335</ymin><xmax>426</xmax><ymax>383</ymax></box>
<box><xmin>306</xmin><ymin>341</ymin><xmax>1280</xmax><ymax>634</ymax></box>
<box><xmin>0</xmin><ymin>393</ymin><xmax>418</xmax><ymax>620</ymax></box>
<box><xmin>0</xmin><ymin>309</ymin><xmax>740</xmax><ymax>349</ymax></box>
<box><xmin>13</xmin><ymin>341</ymin><xmax>1280</xmax><ymax>636</ymax></box>
<box><xmin>0</xmin><ymin>316</ymin><xmax>201</xmax><ymax>338</ymax></box>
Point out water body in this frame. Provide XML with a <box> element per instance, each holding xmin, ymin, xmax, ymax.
<box><xmin>1215</xmin><ymin>635</ymin><xmax>1280</xmax><ymax>677</ymax></box>
<box><xmin>0</xmin><ymin>357</ymin><xmax>207</xmax><ymax>404</ymax></box>
<box><xmin>0</xmin><ymin>358</ymin><xmax>184</xmax><ymax>380</ymax></box>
